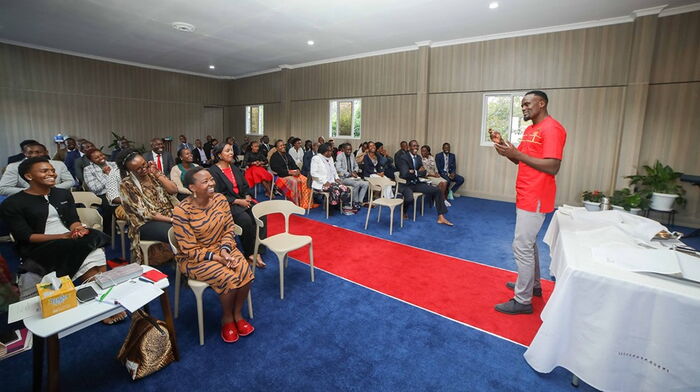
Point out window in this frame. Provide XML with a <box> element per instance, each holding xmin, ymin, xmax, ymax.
<box><xmin>480</xmin><ymin>93</ymin><xmax>531</xmax><ymax>147</ymax></box>
<box><xmin>245</xmin><ymin>105</ymin><xmax>264</xmax><ymax>135</ymax></box>
<box><xmin>329</xmin><ymin>99</ymin><xmax>361</xmax><ymax>139</ymax></box>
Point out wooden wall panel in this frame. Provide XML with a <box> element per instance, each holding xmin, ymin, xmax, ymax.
<box><xmin>638</xmin><ymin>82</ymin><xmax>700</xmax><ymax>225</ymax></box>
<box><xmin>230</xmin><ymin>72</ymin><xmax>281</xmax><ymax>105</ymax></box>
<box><xmin>290</xmin><ymin>96</ymin><xmax>416</xmax><ymax>154</ymax></box>
<box><xmin>290</xmin><ymin>51</ymin><xmax>418</xmax><ymax>100</ymax></box>
<box><xmin>650</xmin><ymin>11</ymin><xmax>700</xmax><ymax>84</ymax></box>
<box><xmin>0</xmin><ymin>43</ymin><xmax>228</xmax><ymax>161</ymax></box>
<box><xmin>0</xmin><ymin>87</ymin><xmax>204</xmax><ymax>156</ymax></box>
<box><xmin>427</xmin><ymin>87</ymin><xmax>625</xmax><ymax>206</ymax></box>
<box><xmin>430</xmin><ymin>23</ymin><xmax>633</xmax><ymax>93</ymax></box>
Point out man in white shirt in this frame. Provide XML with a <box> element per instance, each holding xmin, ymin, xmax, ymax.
<box><xmin>0</xmin><ymin>142</ymin><xmax>74</xmax><ymax>196</ymax></box>
<box><xmin>336</xmin><ymin>143</ymin><xmax>368</xmax><ymax>209</ymax></box>
<box><xmin>192</xmin><ymin>138</ymin><xmax>210</xmax><ymax>166</ymax></box>
<box><xmin>143</xmin><ymin>138</ymin><xmax>174</xmax><ymax>175</ymax></box>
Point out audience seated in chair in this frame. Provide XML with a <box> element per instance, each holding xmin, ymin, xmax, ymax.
<box><xmin>83</xmin><ymin>148</ymin><xmax>120</xmax><ymax>235</ymax></box>
<box><xmin>376</xmin><ymin>142</ymin><xmax>397</xmax><ymax>180</ymax></box>
<box><xmin>288</xmin><ymin>137</ymin><xmax>305</xmax><ymax>169</ymax></box>
<box><xmin>0</xmin><ymin>157</ymin><xmax>125</xmax><ymax>324</ymax></box>
<box><xmin>172</xmin><ymin>167</ymin><xmax>255</xmax><ymax>343</ymax></box>
<box><xmin>208</xmin><ymin>143</ymin><xmax>267</xmax><ymax>268</ymax></box>
<box><xmin>269</xmin><ymin>140</ymin><xmax>312</xmax><ymax>209</ymax></box>
<box><xmin>362</xmin><ymin>142</ymin><xmax>394</xmax><ymax>199</ymax></box>
<box><xmin>397</xmin><ymin>140</ymin><xmax>453</xmax><ymax>226</ymax></box>
<box><xmin>435</xmin><ymin>142</ymin><xmax>465</xmax><ymax>198</ymax></box>
<box><xmin>301</xmin><ymin>142</ymin><xmax>319</xmax><ymax>178</ymax></box>
<box><xmin>336</xmin><ymin>143</ymin><xmax>368</xmax><ymax>209</ymax></box>
<box><xmin>170</xmin><ymin>147</ymin><xmax>200</xmax><ymax>201</ymax></box>
<box><xmin>310</xmin><ymin>143</ymin><xmax>352</xmax><ymax>211</ymax></box>
<box><xmin>7</xmin><ymin>139</ymin><xmax>37</xmax><ymax>165</ymax></box>
<box><xmin>144</xmin><ymin>138</ymin><xmax>175</xmax><ymax>176</ymax></box>
<box><xmin>73</xmin><ymin>140</ymin><xmax>96</xmax><ymax>187</ymax></box>
<box><xmin>244</xmin><ymin>141</ymin><xmax>286</xmax><ymax>198</ymax></box>
<box><xmin>0</xmin><ymin>142</ymin><xmax>74</xmax><ymax>196</ymax></box>
<box><xmin>117</xmin><ymin>149</ymin><xmax>179</xmax><ymax>264</ymax></box>
<box><xmin>420</xmin><ymin>145</ymin><xmax>450</xmax><ymax>205</ymax></box>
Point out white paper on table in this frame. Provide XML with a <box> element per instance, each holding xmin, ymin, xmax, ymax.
<box><xmin>99</xmin><ymin>280</ymin><xmax>163</xmax><ymax>313</ymax></box>
<box><xmin>617</xmin><ymin>213</ymin><xmax>667</xmax><ymax>242</ymax></box>
<box><xmin>677</xmin><ymin>252</ymin><xmax>700</xmax><ymax>283</ymax></box>
<box><xmin>7</xmin><ymin>296</ymin><xmax>41</xmax><ymax>323</ymax></box>
<box><xmin>591</xmin><ymin>244</ymin><xmax>682</xmax><ymax>275</ymax></box>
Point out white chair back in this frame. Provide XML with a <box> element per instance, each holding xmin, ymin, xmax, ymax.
<box><xmin>76</xmin><ymin>207</ymin><xmax>103</xmax><ymax>231</ymax></box>
<box><xmin>367</xmin><ymin>176</ymin><xmax>395</xmax><ymax>193</ymax></box>
<box><xmin>72</xmin><ymin>191</ymin><xmax>102</xmax><ymax>208</ymax></box>
<box><xmin>251</xmin><ymin>200</ymin><xmax>304</xmax><ymax>235</ymax></box>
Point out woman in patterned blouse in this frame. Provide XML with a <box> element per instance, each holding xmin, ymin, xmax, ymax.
<box><xmin>173</xmin><ymin>167</ymin><xmax>255</xmax><ymax>343</ymax></box>
<box><xmin>116</xmin><ymin>149</ymin><xmax>179</xmax><ymax>264</ymax></box>
<box><xmin>420</xmin><ymin>145</ymin><xmax>449</xmax><ymax>204</ymax></box>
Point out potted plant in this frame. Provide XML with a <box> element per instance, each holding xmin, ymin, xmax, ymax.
<box><xmin>626</xmin><ymin>161</ymin><xmax>686</xmax><ymax>211</ymax></box>
<box><xmin>581</xmin><ymin>190</ymin><xmax>605</xmax><ymax>211</ymax></box>
<box><xmin>609</xmin><ymin>188</ymin><xmax>649</xmax><ymax>215</ymax></box>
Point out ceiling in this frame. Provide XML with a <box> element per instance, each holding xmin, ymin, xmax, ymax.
<box><xmin>0</xmin><ymin>0</ymin><xmax>696</xmax><ymax>78</ymax></box>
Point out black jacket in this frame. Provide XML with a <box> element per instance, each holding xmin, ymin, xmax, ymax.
<box><xmin>269</xmin><ymin>151</ymin><xmax>299</xmax><ymax>178</ymax></box>
<box><xmin>397</xmin><ymin>152</ymin><xmax>426</xmax><ymax>185</ymax></box>
<box><xmin>208</xmin><ymin>164</ymin><xmax>253</xmax><ymax>215</ymax></box>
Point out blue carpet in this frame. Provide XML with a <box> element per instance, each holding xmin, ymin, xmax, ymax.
<box><xmin>2</xmin><ymin>196</ymin><xmax>698</xmax><ymax>391</ymax></box>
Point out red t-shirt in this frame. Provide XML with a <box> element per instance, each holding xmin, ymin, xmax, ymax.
<box><xmin>515</xmin><ymin>116</ymin><xmax>567</xmax><ymax>213</ymax></box>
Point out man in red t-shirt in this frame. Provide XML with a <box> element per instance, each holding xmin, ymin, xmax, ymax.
<box><xmin>493</xmin><ymin>90</ymin><xmax>567</xmax><ymax>315</ymax></box>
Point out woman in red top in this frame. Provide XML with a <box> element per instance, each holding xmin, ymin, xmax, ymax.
<box><xmin>208</xmin><ymin>143</ymin><xmax>266</xmax><ymax>268</ymax></box>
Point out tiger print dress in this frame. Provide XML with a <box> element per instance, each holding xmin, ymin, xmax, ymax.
<box><xmin>172</xmin><ymin>193</ymin><xmax>253</xmax><ymax>294</ymax></box>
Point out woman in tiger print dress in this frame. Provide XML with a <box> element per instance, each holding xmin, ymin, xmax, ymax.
<box><xmin>172</xmin><ymin>167</ymin><xmax>255</xmax><ymax>343</ymax></box>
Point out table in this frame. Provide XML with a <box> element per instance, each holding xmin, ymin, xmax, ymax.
<box><xmin>24</xmin><ymin>266</ymin><xmax>179</xmax><ymax>391</ymax></box>
<box><xmin>524</xmin><ymin>208</ymin><xmax>700</xmax><ymax>391</ymax></box>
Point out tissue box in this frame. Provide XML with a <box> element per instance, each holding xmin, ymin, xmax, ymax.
<box><xmin>36</xmin><ymin>276</ymin><xmax>77</xmax><ymax>318</ymax></box>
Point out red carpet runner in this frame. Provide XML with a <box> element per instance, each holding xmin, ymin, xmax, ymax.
<box><xmin>268</xmin><ymin>215</ymin><xmax>554</xmax><ymax>346</ymax></box>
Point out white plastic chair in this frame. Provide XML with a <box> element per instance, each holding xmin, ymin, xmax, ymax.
<box><xmin>365</xmin><ymin>176</ymin><xmax>404</xmax><ymax>235</ymax></box>
<box><xmin>111</xmin><ymin>217</ymin><xmax>128</xmax><ymax>259</ymax></box>
<box><xmin>252</xmin><ymin>200</ymin><xmax>314</xmax><ymax>299</ymax></box>
<box><xmin>394</xmin><ymin>171</ymin><xmax>425</xmax><ymax>221</ymax></box>
<box><xmin>76</xmin><ymin>207</ymin><xmax>103</xmax><ymax>232</ymax></box>
<box><xmin>168</xmin><ymin>225</ymin><xmax>252</xmax><ymax>346</ymax></box>
<box><xmin>71</xmin><ymin>191</ymin><xmax>102</xmax><ymax>209</ymax></box>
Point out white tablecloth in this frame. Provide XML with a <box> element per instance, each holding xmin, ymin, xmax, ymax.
<box><xmin>524</xmin><ymin>209</ymin><xmax>700</xmax><ymax>391</ymax></box>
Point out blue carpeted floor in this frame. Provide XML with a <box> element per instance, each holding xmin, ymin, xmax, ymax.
<box><xmin>2</xmin><ymin>196</ymin><xmax>698</xmax><ymax>391</ymax></box>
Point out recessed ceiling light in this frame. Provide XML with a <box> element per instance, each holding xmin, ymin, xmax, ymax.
<box><xmin>209</xmin><ymin>65</ymin><xmax>215</xmax><ymax>70</ymax></box>
<box><xmin>489</xmin><ymin>2</ymin><xmax>499</xmax><ymax>9</ymax></box>
<box><xmin>171</xmin><ymin>22</ymin><xmax>196</xmax><ymax>32</ymax></box>
<box><xmin>307</xmin><ymin>40</ymin><xmax>315</xmax><ymax>46</ymax></box>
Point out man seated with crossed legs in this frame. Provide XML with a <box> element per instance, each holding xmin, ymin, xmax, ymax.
<box><xmin>396</xmin><ymin>140</ymin><xmax>453</xmax><ymax>226</ymax></box>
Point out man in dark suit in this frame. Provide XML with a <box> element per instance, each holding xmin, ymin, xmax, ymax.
<box><xmin>394</xmin><ymin>141</ymin><xmax>410</xmax><ymax>165</ymax></box>
<box><xmin>259</xmin><ymin>135</ymin><xmax>271</xmax><ymax>157</ymax></box>
<box><xmin>74</xmin><ymin>140</ymin><xmax>95</xmax><ymax>186</ymax></box>
<box><xmin>397</xmin><ymin>140</ymin><xmax>453</xmax><ymax>226</ymax></box>
<box><xmin>7</xmin><ymin>140</ymin><xmax>37</xmax><ymax>164</ymax></box>
<box><xmin>109</xmin><ymin>138</ymin><xmax>130</xmax><ymax>162</ymax></box>
<box><xmin>192</xmin><ymin>138</ymin><xmax>210</xmax><ymax>166</ymax></box>
<box><xmin>301</xmin><ymin>142</ymin><xmax>318</xmax><ymax>177</ymax></box>
<box><xmin>177</xmin><ymin>134</ymin><xmax>195</xmax><ymax>152</ymax></box>
<box><xmin>143</xmin><ymin>138</ymin><xmax>175</xmax><ymax>176</ymax></box>
<box><xmin>203</xmin><ymin>134</ymin><xmax>214</xmax><ymax>159</ymax></box>
<box><xmin>435</xmin><ymin>142</ymin><xmax>465</xmax><ymax>198</ymax></box>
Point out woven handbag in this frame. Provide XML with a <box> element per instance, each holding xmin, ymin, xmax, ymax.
<box><xmin>117</xmin><ymin>309</ymin><xmax>175</xmax><ymax>380</ymax></box>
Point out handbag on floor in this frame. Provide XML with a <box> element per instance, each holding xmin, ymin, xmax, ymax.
<box><xmin>117</xmin><ymin>309</ymin><xmax>175</xmax><ymax>380</ymax></box>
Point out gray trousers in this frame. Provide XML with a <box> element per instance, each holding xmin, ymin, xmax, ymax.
<box><xmin>341</xmin><ymin>178</ymin><xmax>368</xmax><ymax>204</ymax></box>
<box><xmin>513</xmin><ymin>208</ymin><xmax>546</xmax><ymax>305</ymax></box>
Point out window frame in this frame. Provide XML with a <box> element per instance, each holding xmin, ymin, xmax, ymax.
<box><xmin>480</xmin><ymin>92</ymin><xmax>530</xmax><ymax>147</ymax></box>
<box><xmin>329</xmin><ymin>98</ymin><xmax>362</xmax><ymax>139</ymax></box>
<box><xmin>245</xmin><ymin>104</ymin><xmax>264</xmax><ymax>136</ymax></box>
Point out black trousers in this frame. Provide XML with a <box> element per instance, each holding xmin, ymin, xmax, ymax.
<box><xmin>230</xmin><ymin>205</ymin><xmax>267</xmax><ymax>257</ymax></box>
<box><xmin>400</xmin><ymin>182</ymin><xmax>448</xmax><ymax>216</ymax></box>
<box><xmin>97</xmin><ymin>194</ymin><xmax>115</xmax><ymax>236</ymax></box>
<box><xmin>139</xmin><ymin>221</ymin><xmax>172</xmax><ymax>244</ymax></box>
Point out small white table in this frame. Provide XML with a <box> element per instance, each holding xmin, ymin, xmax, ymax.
<box><xmin>524</xmin><ymin>209</ymin><xmax>700</xmax><ymax>391</ymax></box>
<box><xmin>24</xmin><ymin>266</ymin><xmax>179</xmax><ymax>392</ymax></box>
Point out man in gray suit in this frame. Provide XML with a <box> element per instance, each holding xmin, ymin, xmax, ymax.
<box><xmin>143</xmin><ymin>137</ymin><xmax>175</xmax><ymax>176</ymax></box>
<box><xmin>176</xmin><ymin>134</ymin><xmax>195</xmax><ymax>152</ymax></box>
<box><xmin>0</xmin><ymin>142</ymin><xmax>75</xmax><ymax>196</ymax></box>
<box><xmin>336</xmin><ymin>143</ymin><xmax>368</xmax><ymax>209</ymax></box>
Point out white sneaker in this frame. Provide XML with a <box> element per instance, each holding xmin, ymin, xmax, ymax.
<box><xmin>445</xmin><ymin>200</ymin><xmax>451</xmax><ymax>207</ymax></box>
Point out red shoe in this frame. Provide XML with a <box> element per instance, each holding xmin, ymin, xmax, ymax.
<box><xmin>221</xmin><ymin>322</ymin><xmax>239</xmax><ymax>343</ymax></box>
<box><xmin>236</xmin><ymin>319</ymin><xmax>255</xmax><ymax>336</ymax></box>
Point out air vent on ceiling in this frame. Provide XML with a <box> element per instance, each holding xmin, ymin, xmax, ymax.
<box><xmin>171</xmin><ymin>22</ymin><xmax>196</xmax><ymax>33</ymax></box>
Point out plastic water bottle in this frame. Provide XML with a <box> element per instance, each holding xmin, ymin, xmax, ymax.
<box><xmin>601</xmin><ymin>197</ymin><xmax>611</xmax><ymax>210</ymax></box>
